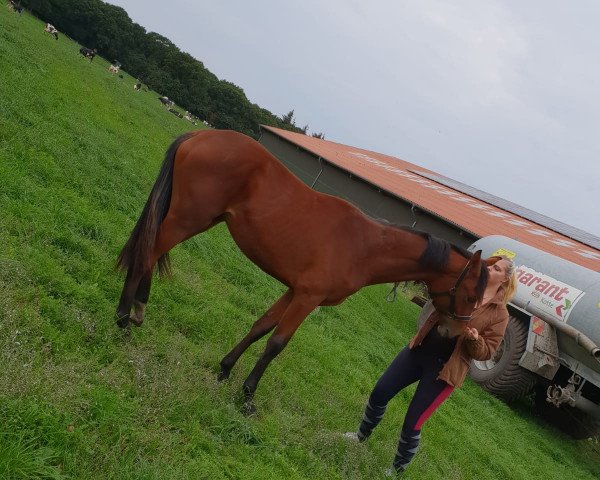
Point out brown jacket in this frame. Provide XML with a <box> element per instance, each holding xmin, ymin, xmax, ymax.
<box><xmin>408</xmin><ymin>289</ymin><xmax>509</xmax><ymax>388</ymax></box>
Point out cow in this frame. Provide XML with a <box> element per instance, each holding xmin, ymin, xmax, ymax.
<box><xmin>8</xmin><ymin>1</ymin><xmax>24</xmax><ymax>14</ymax></box>
<box><xmin>108</xmin><ymin>64</ymin><xmax>120</xmax><ymax>74</ymax></box>
<box><xmin>79</xmin><ymin>47</ymin><xmax>97</xmax><ymax>62</ymax></box>
<box><xmin>133</xmin><ymin>83</ymin><xmax>142</xmax><ymax>91</ymax></box>
<box><xmin>158</xmin><ymin>96</ymin><xmax>174</xmax><ymax>108</ymax></box>
<box><xmin>184</xmin><ymin>112</ymin><xmax>198</xmax><ymax>125</ymax></box>
<box><xmin>43</xmin><ymin>23</ymin><xmax>59</xmax><ymax>40</ymax></box>
<box><xmin>168</xmin><ymin>108</ymin><xmax>183</xmax><ymax>118</ymax></box>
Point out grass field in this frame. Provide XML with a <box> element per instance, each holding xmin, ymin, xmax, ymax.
<box><xmin>1</xmin><ymin>8</ymin><xmax>599</xmax><ymax>480</ymax></box>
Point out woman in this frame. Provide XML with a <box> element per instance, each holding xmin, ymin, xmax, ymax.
<box><xmin>345</xmin><ymin>256</ymin><xmax>517</xmax><ymax>476</ymax></box>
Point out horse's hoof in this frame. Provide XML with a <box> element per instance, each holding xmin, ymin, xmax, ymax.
<box><xmin>241</xmin><ymin>401</ymin><xmax>257</xmax><ymax>417</ymax></box>
<box><xmin>217</xmin><ymin>369</ymin><xmax>230</xmax><ymax>382</ymax></box>
<box><xmin>130</xmin><ymin>316</ymin><xmax>144</xmax><ymax>327</ymax></box>
<box><xmin>116</xmin><ymin>314</ymin><xmax>130</xmax><ymax>328</ymax></box>
<box><xmin>132</xmin><ymin>301</ymin><xmax>145</xmax><ymax>327</ymax></box>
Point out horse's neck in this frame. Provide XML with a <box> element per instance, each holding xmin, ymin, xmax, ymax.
<box><xmin>362</xmin><ymin>225</ymin><xmax>434</xmax><ymax>285</ymax></box>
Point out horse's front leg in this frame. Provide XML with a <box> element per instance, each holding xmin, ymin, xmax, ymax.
<box><xmin>241</xmin><ymin>293</ymin><xmax>322</xmax><ymax>415</ymax></box>
<box><xmin>218</xmin><ymin>290</ymin><xmax>292</xmax><ymax>381</ymax></box>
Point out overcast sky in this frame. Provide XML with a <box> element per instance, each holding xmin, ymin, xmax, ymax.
<box><xmin>107</xmin><ymin>0</ymin><xmax>600</xmax><ymax>237</ymax></box>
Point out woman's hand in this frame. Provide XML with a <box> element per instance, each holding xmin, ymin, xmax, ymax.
<box><xmin>465</xmin><ymin>327</ymin><xmax>479</xmax><ymax>341</ymax></box>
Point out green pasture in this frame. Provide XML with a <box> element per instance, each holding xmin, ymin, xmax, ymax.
<box><xmin>0</xmin><ymin>8</ymin><xmax>598</xmax><ymax>480</ymax></box>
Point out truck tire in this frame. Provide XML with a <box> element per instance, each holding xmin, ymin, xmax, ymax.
<box><xmin>469</xmin><ymin>316</ymin><xmax>537</xmax><ymax>401</ymax></box>
<box><xmin>534</xmin><ymin>388</ymin><xmax>600</xmax><ymax>440</ymax></box>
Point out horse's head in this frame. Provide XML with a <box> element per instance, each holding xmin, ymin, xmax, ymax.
<box><xmin>427</xmin><ymin>250</ymin><xmax>490</xmax><ymax>338</ymax></box>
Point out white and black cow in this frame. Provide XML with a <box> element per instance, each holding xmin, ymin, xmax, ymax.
<box><xmin>8</xmin><ymin>1</ymin><xmax>24</xmax><ymax>14</ymax></box>
<box><xmin>43</xmin><ymin>23</ymin><xmax>59</xmax><ymax>40</ymax></box>
<box><xmin>79</xmin><ymin>47</ymin><xmax>97</xmax><ymax>62</ymax></box>
<box><xmin>158</xmin><ymin>96</ymin><xmax>174</xmax><ymax>108</ymax></box>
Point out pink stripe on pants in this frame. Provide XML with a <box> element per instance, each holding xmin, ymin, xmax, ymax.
<box><xmin>414</xmin><ymin>384</ymin><xmax>454</xmax><ymax>430</ymax></box>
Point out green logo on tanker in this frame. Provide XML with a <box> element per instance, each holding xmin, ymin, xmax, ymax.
<box><xmin>555</xmin><ymin>298</ymin><xmax>572</xmax><ymax>317</ymax></box>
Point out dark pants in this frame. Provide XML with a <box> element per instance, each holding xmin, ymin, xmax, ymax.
<box><xmin>357</xmin><ymin>344</ymin><xmax>454</xmax><ymax>472</ymax></box>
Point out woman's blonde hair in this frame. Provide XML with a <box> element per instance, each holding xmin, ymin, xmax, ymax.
<box><xmin>500</xmin><ymin>256</ymin><xmax>517</xmax><ymax>305</ymax></box>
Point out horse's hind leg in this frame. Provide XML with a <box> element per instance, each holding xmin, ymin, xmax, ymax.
<box><xmin>130</xmin><ymin>270</ymin><xmax>152</xmax><ymax>326</ymax></box>
<box><xmin>218</xmin><ymin>290</ymin><xmax>293</xmax><ymax>381</ymax></box>
<box><xmin>117</xmin><ymin>263</ymin><xmax>160</xmax><ymax>328</ymax></box>
<box><xmin>116</xmin><ymin>214</ymin><xmax>186</xmax><ymax>328</ymax></box>
<box><xmin>117</xmin><ymin>260</ymin><xmax>163</xmax><ymax>328</ymax></box>
<box><xmin>119</xmin><ymin>213</ymin><xmax>221</xmax><ymax>328</ymax></box>
<box><xmin>116</xmin><ymin>268</ymin><xmax>141</xmax><ymax>327</ymax></box>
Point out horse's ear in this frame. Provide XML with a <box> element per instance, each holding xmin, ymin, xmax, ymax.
<box><xmin>469</xmin><ymin>250</ymin><xmax>483</xmax><ymax>275</ymax></box>
<box><xmin>484</xmin><ymin>255</ymin><xmax>502</xmax><ymax>267</ymax></box>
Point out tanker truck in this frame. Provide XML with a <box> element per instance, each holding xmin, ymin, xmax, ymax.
<box><xmin>466</xmin><ymin>236</ymin><xmax>600</xmax><ymax>439</ymax></box>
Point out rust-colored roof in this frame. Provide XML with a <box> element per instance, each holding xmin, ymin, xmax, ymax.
<box><xmin>261</xmin><ymin>125</ymin><xmax>600</xmax><ymax>271</ymax></box>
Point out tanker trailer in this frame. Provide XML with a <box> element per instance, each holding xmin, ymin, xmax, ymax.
<box><xmin>467</xmin><ymin>235</ymin><xmax>600</xmax><ymax>439</ymax></box>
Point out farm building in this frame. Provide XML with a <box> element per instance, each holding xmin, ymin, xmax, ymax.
<box><xmin>259</xmin><ymin>125</ymin><xmax>600</xmax><ymax>272</ymax></box>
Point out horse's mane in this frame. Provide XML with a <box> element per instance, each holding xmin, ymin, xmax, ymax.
<box><xmin>387</xmin><ymin>224</ymin><xmax>489</xmax><ymax>301</ymax></box>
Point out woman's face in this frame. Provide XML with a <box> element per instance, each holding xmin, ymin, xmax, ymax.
<box><xmin>487</xmin><ymin>258</ymin><xmax>512</xmax><ymax>285</ymax></box>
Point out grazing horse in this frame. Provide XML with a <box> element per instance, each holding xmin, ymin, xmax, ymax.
<box><xmin>79</xmin><ymin>47</ymin><xmax>97</xmax><ymax>62</ymax></box>
<box><xmin>116</xmin><ymin>130</ymin><xmax>488</xmax><ymax>413</ymax></box>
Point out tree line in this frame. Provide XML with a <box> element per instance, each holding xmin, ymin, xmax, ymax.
<box><xmin>20</xmin><ymin>0</ymin><xmax>325</xmax><ymax>139</ymax></box>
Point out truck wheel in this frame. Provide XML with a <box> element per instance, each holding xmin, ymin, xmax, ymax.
<box><xmin>469</xmin><ymin>316</ymin><xmax>537</xmax><ymax>401</ymax></box>
<box><xmin>534</xmin><ymin>388</ymin><xmax>600</xmax><ymax>440</ymax></box>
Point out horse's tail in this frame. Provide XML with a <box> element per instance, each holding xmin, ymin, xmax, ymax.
<box><xmin>117</xmin><ymin>132</ymin><xmax>197</xmax><ymax>277</ymax></box>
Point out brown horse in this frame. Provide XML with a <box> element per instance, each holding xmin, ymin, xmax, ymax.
<box><xmin>116</xmin><ymin>129</ymin><xmax>489</xmax><ymax>413</ymax></box>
